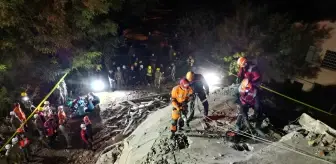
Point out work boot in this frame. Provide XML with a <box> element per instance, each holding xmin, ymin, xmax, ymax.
<box><xmin>170</xmin><ymin>132</ymin><xmax>175</xmax><ymax>140</ymax></box>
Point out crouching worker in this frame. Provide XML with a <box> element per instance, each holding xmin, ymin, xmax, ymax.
<box><xmin>80</xmin><ymin>124</ymin><xmax>93</xmax><ymax>150</ymax></box>
<box><xmin>235</xmin><ymin>79</ymin><xmax>263</xmax><ymax>135</ymax></box>
<box><xmin>170</xmin><ymin>78</ymin><xmax>193</xmax><ymax>139</ymax></box>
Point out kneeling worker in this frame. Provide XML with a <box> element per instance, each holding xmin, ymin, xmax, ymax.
<box><xmin>186</xmin><ymin>71</ymin><xmax>209</xmax><ymax>121</ymax></box>
<box><xmin>235</xmin><ymin>78</ymin><xmax>262</xmax><ymax>132</ymax></box>
<box><xmin>170</xmin><ymin>78</ymin><xmax>193</xmax><ymax>138</ymax></box>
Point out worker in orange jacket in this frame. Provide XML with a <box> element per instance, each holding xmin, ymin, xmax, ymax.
<box><xmin>13</xmin><ymin>103</ymin><xmax>26</xmax><ymax>123</ymax></box>
<box><xmin>170</xmin><ymin>78</ymin><xmax>193</xmax><ymax>139</ymax></box>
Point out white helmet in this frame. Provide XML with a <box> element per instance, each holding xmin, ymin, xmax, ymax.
<box><xmin>11</xmin><ymin>137</ymin><xmax>18</xmax><ymax>144</ymax></box>
<box><xmin>5</xmin><ymin>144</ymin><xmax>11</xmax><ymax>150</ymax></box>
<box><xmin>44</xmin><ymin>101</ymin><xmax>50</xmax><ymax>105</ymax></box>
<box><xmin>80</xmin><ymin>124</ymin><xmax>86</xmax><ymax>129</ymax></box>
<box><xmin>9</xmin><ymin>111</ymin><xmax>15</xmax><ymax>116</ymax></box>
<box><xmin>122</xmin><ymin>65</ymin><xmax>126</xmax><ymax>69</ymax></box>
<box><xmin>58</xmin><ymin>106</ymin><xmax>63</xmax><ymax>110</ymax></box>
<box><xmin>140</xmin><ymin>65</ymin><xmax>144</xmax><ymax>69</ymax></box>
<box><xmin>33</xmin><ymin>114</ymin><xmax>39</xmax><ymax>119</ymax></box>
<box><xmin>117</xmin><ymin>67</ymin><xmax>120</xmax><ymax>70</ymax></box>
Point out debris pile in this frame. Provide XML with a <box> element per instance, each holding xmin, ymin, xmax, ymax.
<box><xmin>94</xmin><ymin>94</ymin><xmax>170</xmax><ymax>162</ymax></box>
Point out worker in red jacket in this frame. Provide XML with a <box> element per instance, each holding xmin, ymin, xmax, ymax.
<box><xmin>18</xmin><ymin>134</ymin><xmax>31</xmax><ymax>162</ymax></box>
<box><xmin>80</xmin><ymin>123</ymin><xmax>92</xmax><ymax>150</ymax></box>
<box><xmin>235</xmin><ymin>79</ymin><xmax>262</xmax><ymax>131</ymax></box>
<box><xmin>236</xmin><ymin>57</ymin><xmax>261</xmax><ymax>86</ymax></box>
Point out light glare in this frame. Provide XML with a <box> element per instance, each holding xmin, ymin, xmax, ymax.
<box><xmin>91</xmin><ymin>80</ymin><xmax>105</xmax><ymax>91</ymax></box>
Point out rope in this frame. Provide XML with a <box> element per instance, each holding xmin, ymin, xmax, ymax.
<box><xmin>0</xmin><ymin>71</ymin><xmax>69</xmax><ymax>152</ymax></box>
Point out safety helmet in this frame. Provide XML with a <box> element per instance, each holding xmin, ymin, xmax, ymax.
<box><xmin>148</xmin><ymin>65</ymin><xmax>152</xmax><ymax>69</ymax></box>
<box><xmin>156</xmin><ymin>68</ymin><xmax>160</xmax><ymax>71</ymax></box>
<box><xmin>9</xmin><ymin>111</ymin><xmax>15</xmax><ymax>116</ymax></box>
<box><xmin>33</xmin><ymin>114</ymin><xmax>39</xmax><ymax>119</ymax></box>
<box><xmin>139</xmin><ymin>61</ymin><xmax>143</xmax><ymax>63</ymax></box>
<box><xmin>122</xmin><ymin>65</ymin><xmax>126</xmax><ymax>69</ymax></box>
<box><xmin>140</xmin><ymin>65</ymin><xmax>144</xmax><ymax>68</ymax></box>
<box><xmin>21</xmin><ymin>92</ymin><xmax>27</xmax><ymax>97</ymax></box>
<box><xmin>44</xmin><ymin>101</ymin><xmax>50</xmax><ymax>105</ymax></box>
<box><xmin>117</xmin><ymin>67</ymin><xmax>120</xmax><ymax>70</ymax></box>
<box><xmin>186</xmin><ymin>71</ymin><xmax>194</xmax><ymax>82</ymax></box>
<box><xmin>80</xmin><ymin>123</ymin><xmax>86</xmax><ymax>129</ymax></box>
<box><xmin>134</xmin><ymin>62</ymin><xmax>138</xmax><ymax>65</ymax></box>
<box><xmin>11</xmin><ymin>137</ymin><xmax>18</xmax><ymax>144</ymax></box>
<box><xmin>240</xmin><ymin>78</ymin><xmax>252</xmax><ymax>92</ymax></box>
<box><xmin>5</xmin><ymin>144</ymin><xmax>11</xmax><ymax>150</ymax></box>
<box><xmin>58</xmin><ymin>106</ymin><xmax>63</xmax><ymax>110</ymax></box>
<box><xmin>179</xmin><ymin>78</ymin><xmax>190</xmax><ymax>89</ymax></box>
<box><xmin>152</xmin><ymin>53</ymin><xmax>154</xmax><ymax>56</ymax></box>
<box><xmin>237</xmin><ymin>57</ymin><xmax>247</xmax><ymax>68</ymax></box>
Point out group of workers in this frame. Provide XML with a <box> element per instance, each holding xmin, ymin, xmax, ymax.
<box><xmin>108</xmin><ymin>54</ymin><xmax>177</xmax><ymax>90</ymax></box>
<box><xmin>169</xmin><ymin>56</ymin><xmax>262</xmax><ymax>138</ymax></box>
<box><xmin>4</xmin><ymin>94</ymin><xmax>97</xmax><ymax>163</ymax></box>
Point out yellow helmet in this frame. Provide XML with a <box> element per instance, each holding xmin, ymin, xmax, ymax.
<box><xmin>186</xmin><ymin>71</ymin><xmax>194</xmax><ymax>81</ymax></box>
<box><xmin>156</xmin><ymin>68</ymin><xmax>160</xmax><ymax>71</ymax></box>
<box><xmin>21</xmin><ymin>92</ymin><xmax>27</xmax><ymax>97</ymax></box>
<box><xmin>148</xmin><ymin>65</ymin><xmax>152</xmax><ymax>69</ymax></box>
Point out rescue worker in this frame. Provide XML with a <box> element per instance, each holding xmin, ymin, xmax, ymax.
<box><xmin>170</xmin><ymin>78</ymin><xmax>193</xmax><ymax>139</ymax></box>
<box><xmin>146</xmin><ymin>65</ymin><xmax>153</xmax><ymax>85</ymax></box>
<box><xmin>43</xmin><ymin>101</ymin><xmax>52</xmax><ymax>117</ymax></box>
<box><xmin>108</xmin><ymin>70</ymin><xmax>116</xmax><ymax>91</ymax></box>
<box><xmin>115</xmin><ymin>67</ymin><xmax>123</xmax><ymax>90</ymax></box>
<box><xmin>236</xmin><ymin>57</ymin><xmax>262</xmax><ymax>119</ymax></box>
<box><xmin>236</xmin><ymin>57</ymin><xmax>261</xmax><ymax>86</ymax></box>
<box><xmin>10</xmin><ymin>111</ymin><xmax>22</xmax><ymax>132</ymax></box>
<box><xmin>235</xmin><ymin>78</ymin><xmax>262</xmax><ymax>132</ymax></box>
<box><xmin>13</xmin><ymin>103</ymin><xmax>26</xmax><ymax>123</ymax></box>
<box><xmin>80</xmin><ymin>123</ymin><xmax>93</xmax><ymax>150</ymax></box>
<box><xmin>122</xmin><ymin>65</ymin><xmax>129</xmax><ymax>87</ymax></box>
<box><xmin>58</xmin><ymin>106</ymin><xmax>71</xmax><ymax>148</ymax></box>
<box><xmin>83</xmin><ymin>116</ymin><xmax>93</xmax><ymax>141</ymax></box>
<box><xmin>33</xmin><ymin>114</ymin><xmax>45</xmax><ymax>139</ymax></box>
<box><xmin>150</xmin><ymin>53</ymin><xmax>157</xmax><ymax>69</ymax></box>
<box><xmin>5</xmin><ymin>144</ymin><xmax>14</xmax><ymax>164</ymax></box>
<box><xmin>139</xmin><ymin>64</ymin><xmax>147</xmax><ymax>85</ymax></box>
<box><xmin>18</xmin><ymin>134</ymin><xmax>31</xmax><ymax>162</ymax></box>
<box><xmin>9</xmin><ymin>137</ymin><xmax>22</xmax><ymax>163</ymax></box>
<box><xmin>44</xmin><ymin>114</ymin><xmax>57</xmax><ymax>148</ymax></box>
<box><xmin>171</xmin><ymin>63</ymin><xmax>176</xmax><ymax>81</ymax></box>
<box><xmin>186</xmin><ymin>71</ymin><xmax>209</xmax><ymax>121</ymax></box>
<box><xmin>187</xmin><ymin>55</ymin><xmax>194</xmax><ymax>71</ymax></box>
<box><xmin>129</xmin><ymin>65</ymin><xmax>137</xmax><ymax>87</ymax></box>
<box><xmin>154</xmin><ymin>68</ymin><xmax>162</xmax><ymax>88</ymax></box>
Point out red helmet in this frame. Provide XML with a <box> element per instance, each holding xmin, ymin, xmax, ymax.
<box><xmin>179</xmin><ymin>78</ymin><xmax>190</xmax><ymax>89</ymax></box>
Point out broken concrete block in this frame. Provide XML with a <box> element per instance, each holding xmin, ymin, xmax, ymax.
<box><xmin>322</xmin><ymin>132</ymin><xmax>336</xmax><ymax>145</ymax></box>
<box><xmin>283</xmin><ymin>124</ymin><xmax>302</xmax><ymax>133</ymax></box>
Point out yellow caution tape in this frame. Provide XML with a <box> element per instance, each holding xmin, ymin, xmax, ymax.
<box><xmin>227</xmin><ymin>70</ymin><xmax>334</xmax><ymax>116</ymax></box>
<box><xmin>0</xmin><ymin>71</ymin><xmax>69</xmax><ymax>152</ymax></box>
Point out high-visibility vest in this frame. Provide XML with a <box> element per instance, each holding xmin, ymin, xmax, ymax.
<box><xmin>147</xmin><ymin>68</ymin><xmax>152</xmax><ymax>76</ymax></box>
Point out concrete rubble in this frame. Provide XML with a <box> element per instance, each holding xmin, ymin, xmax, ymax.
<box><xmin>97</xmin><ymin>86</ymin><xmax>336</xmax><ymax>164</ymax></box>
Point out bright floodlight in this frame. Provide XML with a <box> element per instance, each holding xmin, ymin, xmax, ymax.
<box><xmin>204</xmin><ymin>72</ymin><xmax>220</xmax><ymax>86</ymax></box>
<box><xmin>22</xmin><ymin>96</ymin><xmax>29</xmax><ymax>101</ymax></box>
<box><xmin>91</xmin><ymin>80</ymin><xmax>105</xmax><ymax>91</ymax></box>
